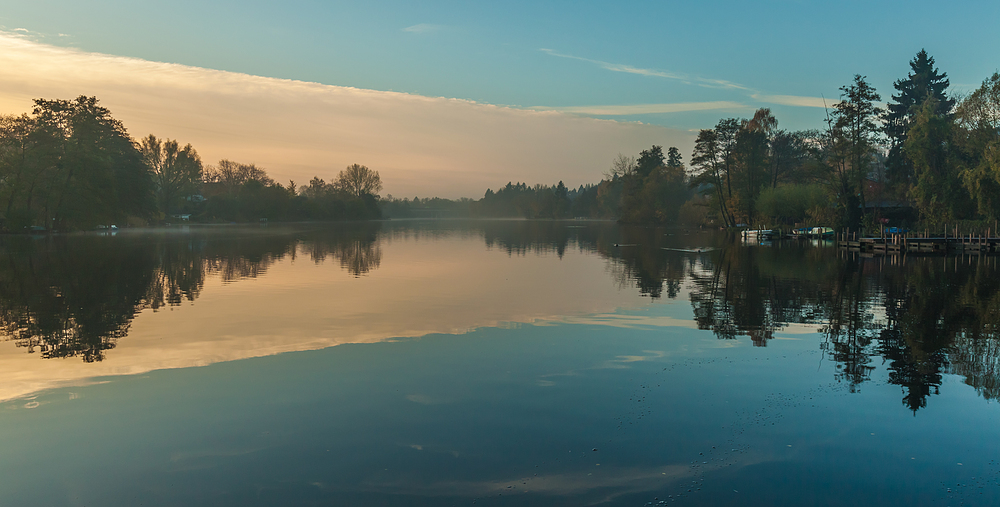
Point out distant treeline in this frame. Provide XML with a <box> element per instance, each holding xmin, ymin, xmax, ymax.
<box><xmin>0</xmin><ymin>97</ymin><xmax>383</xmax><ymax>231</ymax></box>
<box><xmin>381</xmin><ymin>148</ymin><xmax>693</xmax><ymax>223</ymax></box>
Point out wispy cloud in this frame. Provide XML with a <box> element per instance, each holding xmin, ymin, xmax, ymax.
<box><xmin>0</xmin><ymin>26</ymin><xmax>71</xmax><ymax>43</ymax></box>
<box><xmin>402</xmin><ymin>23</ymin><xmax>444</xmax><ymax>34</ymax></box>
<box><xmin>539</xmin><ymin>48</ymin><xmax>750</xmax><ymax>91</ymax></box>
<box><xmin>532</xmin><ymin>101</ymin><xmax>747</xmax><ymax>116</ymax></box>
<box><xmin>540</xmin><ymin>48</ymin><xmax>852</xmax><ymax>112</ymax></box>
<box><xmin>752</xmin><ymin>94</ymin><xmax>836</xmax><ymax>109</ymax></box>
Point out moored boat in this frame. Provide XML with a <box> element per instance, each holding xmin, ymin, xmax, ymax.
<box><xmin>741</xmin><ymin>228</ymin><xmax>774</xmax><ymax>240</ymax></box>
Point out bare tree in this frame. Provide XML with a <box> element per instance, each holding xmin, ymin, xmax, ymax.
<box><xmin>605</xmin><ymin>153</ymin><xmax>636</xmax><ymax>179</ymax></box>
<box><xmin>203</xmin><ymin>159</ymin><xmax>273</xmax><ymax>196</ymax></box>
<box><xmin>334</xmin><ymin>164</ymin><xmax>382</xmax><ymax>198</ymax></box>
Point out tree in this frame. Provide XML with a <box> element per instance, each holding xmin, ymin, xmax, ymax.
<box><xmin>690</xmin><ymin>115</ymin><xmax>804</xmax><ymax>227</ymax></box>
<box><xmin>691</xmin><ymin>129</ymin><xmax>736</xmax><ymax>227</ymax></box>
<box><xmin>334</xmin><ymin>163</ymin><xmax>383</xmax><ymax>198</ymax></box>
<box><xmin>828</xmin><ymin>75</ymin><xmax>883</xmax><ymax>228</ymax></box>
<box><xmin>885</xmin><ymin>50</ymin><xmax>955</xmax><ymax>189</ymax></box>
<box><xmin>618</xmin><ymin>145</ymin><xmax>691</xmax><ymax>224</ymax></box>
<box><xmin>32</xmin><ymin>96</ymin><xmax>155</xmax><ymax>229</ymax></box>
<box><xmin>715</xmin><ymin>118</ymin><xmax>742</xmax><ymax>207</ymax></box>
<box><xmin>768</xmin><ymin>130</ymin><xmax>814</xmax><ymax>188</ymax></box>
<box><xmin>905</xmin><ymin>98</ymin><xmax>965</xmax><ymax>220</ymax></box>
<box><xmin>606</xmin><ymin>153</ymin><xmax>636</xmax><ymax>179</ymax></box>
<box><xmin>204</xmin><ymin>159</ymin><xmax>273</xmax><ymax>197</ymax></box>
<box><xmin>139</xmin><ymin>134</ymin><xmax>203</xmax><ymax>214</ymax></box>
<box><xmin>0</xmin><ymin>114</ymin><xmax>37</xmax><ymax>227</ymax></box>
<box><xmin>301</xmin><ymin>176</ymin><xmax>331</xmax><ymax>199</ymax></box>
<box><xmin>691</xmin><ymin>128</ymin><xmax>734</xmax><ymax>226</ymax></box>
<box><xmin>666</xmin><ymin>146</ymin><xmax>683</xmax><ymax>169</ymax></box>
<box><xmin>635</xmin><ymin>146</ymin><xmax>665</xmax><ymax>178</ymax></box>
<box><xmin>731</xmin><ymin>108</ymin><xmax>777</xmax><ymax>223</ymax></box>
<box><xmin>956</xmin><ymin>72</ymin><xmax>1000</xmax><ymax>218</ymax></box>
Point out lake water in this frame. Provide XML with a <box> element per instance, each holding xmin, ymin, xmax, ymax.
<box><xmin>1</xmin><ymin>221</ymin><xmax>999</xmax><ymax>506</ymax></box>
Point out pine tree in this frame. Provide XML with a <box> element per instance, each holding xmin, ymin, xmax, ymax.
<box><xmin>828</xmin><ymin>75</ymin><xmax>882</xmax><ymax>228</ymax></box>
<box><xmin>666</xmin><ymin>146</ymin><xmax>683</xmax><ymax>169</ymax></box>
<box><xmin>885</xmin><ymin>50</ymin><xmax>955</xmax><ymax>188</ymax></box>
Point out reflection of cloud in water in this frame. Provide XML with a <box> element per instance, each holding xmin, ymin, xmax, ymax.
<box><xmin>538</xmin><ymin>350</ymin><xmax>666</xmax><ymax>385</ymax></box>
<box><xmin>167</xmin><ymin>446</ymin><xmax>266</xmax><ymax>472</ymax></box>
<box><xmin>405</xmin><ymin>394</ymin><xmax>452</xmax><ymax>405</ymax></box>
<box><xmin>560</xmin><ymin>313</ymin><xmax>701</xmax><ymax>330</ymax></box>
<box><xmin>538</xmin><ymin>350</ymin><xmax>668</xmax><ymax>384</ymax></box>
<box><xmin>403</xmin><ymin>443</ymin><xmax>461</xmax><ymax>457</ymax></box>
<box><xmin>537</xmin><ymin>370</ymin><xmax>579</xmax><ymax>387</ymax></box>
<box><xmin>597</xmin><ymin>350</ymin><xmax>666</xmax><ymax>370</ymax></box>
<box><xmin>351</xmin><ymin>458</ymin><xmax>767</xmax><ymax>503</ymax></box>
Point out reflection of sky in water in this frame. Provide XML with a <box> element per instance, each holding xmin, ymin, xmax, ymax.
<box><xmin>1</xmin><ymin>224</ymin><xmax>1000</xmax><ymax>506</ymax></box>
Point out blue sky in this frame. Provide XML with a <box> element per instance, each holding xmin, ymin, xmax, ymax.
<box><xmin>0</xmin><ymin>1</ymin><xmax>997</xmax><ymax>196</ymax></box>
<box><xmin>3</xmin><ymin>0</ymin><xmax>997</xmax><ymax>131</ymax></box>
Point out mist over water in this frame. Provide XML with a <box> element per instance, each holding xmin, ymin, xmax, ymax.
<box><xmin>1</xmin><ymin>221</ymin><xmax>999</xmax><ymax>506</ymax></box>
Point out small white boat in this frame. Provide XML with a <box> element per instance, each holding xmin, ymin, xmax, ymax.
<box><xmin>741</xmin><ymin>228</ymin><xmax>774</xmax><ymax>240</ymax></box>
<box><xmin>809</xmin><ymin>227</ymin><xmax>834</xmax><ymax>238</ymax></box>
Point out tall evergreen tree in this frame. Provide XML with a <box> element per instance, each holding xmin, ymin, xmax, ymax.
<box><xmin>690</xmin><ymin>129</ymin><xmax>736</xmax><ymax>227</ymax></box>
<box><xmin>666</xmin><ymin>146</ymin><xmax>683</xmax><ymax>169</ymax></box>
<box><xmin>828</xmin><ymin>75</ymin><xmax>883</xmax><ymax>228</ymax></box>
<box><xmin>635</xmin><ymin>145</ymin><xmax>665</xmax><ymax>178</ymax></box>
<box><xmin>885</xmin><ymin>50</ymin><xmax>955</xmax><ymax>189</ymax></box>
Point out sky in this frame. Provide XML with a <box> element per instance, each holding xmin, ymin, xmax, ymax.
<box><xmin>0</xmin><ymin>0</ymin><xmax>997</xmax><ymax>198</ymax></box>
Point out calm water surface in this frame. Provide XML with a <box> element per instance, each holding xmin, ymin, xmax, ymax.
<box><xmin>1</xmin><ymin>221</ymin><xmax>999</xmax><ymax>506</ymax></box>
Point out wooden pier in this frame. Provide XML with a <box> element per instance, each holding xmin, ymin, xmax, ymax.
<box><xmin>837</xmin><ymin>228</ymin><xmax>1000</xmax><ymax>255</ymax></box>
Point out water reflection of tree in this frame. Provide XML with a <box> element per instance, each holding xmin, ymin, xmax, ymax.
<box><xmin>0</xmin><ymin>236</ymin><xmax>159</xmax><ymax>361</ymax></box>
<box><xmin>479</xmin><ymin>221</ymin><xmax>693</xmax><ymax>299</ymax></box>
<box><xmin>0</xmin><ymin>224</ymin><xmax>383</xmax><ymax>361</ymax></box>
<box><xmin>820</xmin><ymin>258</ymin><xmax>877</xmax><ymax>391</ymax></box>
<box><xmin>689</xmin><ymin>242</ymin><xmax>836</xmax><ymax>346</ymax></box>
<box><xmin>683</xmin><ymin>239</ymin><xmax>1000</xmax><ymax>412</ymax></box>
<box><xmin>846</xmin><ymin>257</ymin><xmax>999</xmax><ymax>412</ymax></box>
<box><xmin>302</xmin><ymin>223</ymin><xmax>383</xmax><ymax>277</ymax></box>
<box><xmin>482</xmin><ymin>220</ymin><xmax>590</xmax><ymax>258</ymax></box>
<box><xmin>600</xmin><ymin>227</ymin><xmax>690</xmax><ymax>299</ymax></box>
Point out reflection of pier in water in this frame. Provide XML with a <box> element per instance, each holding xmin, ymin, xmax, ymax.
<box><xmin>838</xmin><ymin>229</ymin><xmax>1000</xmax><ymax>255</ymax></box>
